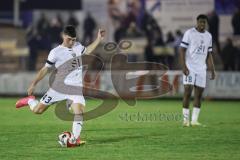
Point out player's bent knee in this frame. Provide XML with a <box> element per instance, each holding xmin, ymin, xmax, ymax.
<box><xmin>71</xmin><ymin>103</ymin><xmax>85</xmax><ymax>115</ymax></box>
<box><xmin>32</xmin><ymin>109</ymin><xmax>43</xmax><ymax>114</ymax></box>
<box><xmin>32</xmin><ymin>103</ymin><xmax>47</xmax><ymax>114</ymax></box>
<box><xmin>32</xmin><ymin>108</ymin><xmax>44</xmax><ymax>114</ymax></box>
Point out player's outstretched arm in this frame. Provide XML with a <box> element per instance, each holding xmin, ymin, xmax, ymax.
<box><xmin>179</xmin><ymin>47</ymin><xmax>189</xmax><ymax>76</ymax></box>
<box><xmin>85</xmin><ymin>29</ymin><xmax>105</xmax><ymax>55</ymax></box>
<box><xmin>207</xmin><ymin>53</ymin><xmax>216</xmax><ymax>80</ymax></box>
<box><xmin>28</xmin><ymin>66</ymin><xmax>50</xmax><ymax>95</ymax></box>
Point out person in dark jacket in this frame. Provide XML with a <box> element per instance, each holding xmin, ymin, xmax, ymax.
<box><xmin>83</xmin><ymin>12</ymin><xmax>96</xmax><ymax>45</ymax></box>
<box><xmin>208</xmin><ymin>10</ymin><xmax>220</xmax><ymax>54</ymax></box>
<box><xmin>232</xmin><ymin>8</ymin><xmax>240</xmax><ymax>35</ymax></box>
<box><xmin>221</xmin><ymin>38</ymin><xmax>238</xmax><ymax>71</ymax></box>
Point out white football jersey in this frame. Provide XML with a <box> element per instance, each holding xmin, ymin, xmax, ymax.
<box><xmin>180</xmin><ymin>27</ymin><xmax>212</xmax><ymax>73</ymax></box>
<box><xmin>45</xmin><ymin>42</ymin><xmax>86</xmax><ymax>86</ymax></box>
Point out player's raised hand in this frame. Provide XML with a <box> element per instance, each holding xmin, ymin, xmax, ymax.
<box><xmin>27</xmin><ymin>84</ymin><xmax>35</xmax><ymax>96</ymax></box>
<box><xmin>97</xmin><ymin>29</ymin><xmax>105</xmax><ymax>40</ymax></box>
<box><xmin>210</xmin><ymin>70</ymin><xmax>216</xmax><ymax>80</ymax></box>
<box><xmin>183</xmin><ymin>66</ymin><xmax>189</xmax><ymax>76</ymax></box>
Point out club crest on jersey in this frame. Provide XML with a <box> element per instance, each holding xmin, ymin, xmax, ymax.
<box><xmin>71</xmin><ymin>53</ymin><xmax>76</xmax><ymax>58</ymax></box>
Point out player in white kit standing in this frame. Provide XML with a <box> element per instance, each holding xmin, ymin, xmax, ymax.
<box><xmin>179</xmin><ymin>14</ymin><xmax>216</xmax><ymax>127</ymax></box>
<box><xmin>16</xmin><ymin>25</ymin><xmax>105</xmax><ymax>146</ymax></box>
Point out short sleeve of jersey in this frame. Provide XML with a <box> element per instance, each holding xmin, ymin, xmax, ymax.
<box><xmin>180</xmin><ymin>30</ymin><xmax>190</xmax><ymax>48</ymax></box>
<box><xmin>73</xmin><ymin>42</ymin><xmax>86</xmax><ymax>55</ymax></box>
<box><xmin>45</xmin><ymin>50</ymin><xmax>57</xmax><ymax>68</ymax></box>
<box><xmin>208</xmin><ymin>35</ymin><xmax>213</xmax><ymax>53</ymax></box>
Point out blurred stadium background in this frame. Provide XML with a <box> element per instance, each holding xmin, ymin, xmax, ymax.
<box><xmin>0</xmin><ymin>0</ymin><xmax>240</xmax><ymax>98</ymax></box>
<box><xmin>0</xmin><ymin>0</ymin><xmax>240</xmax><ymax>159</ymax></box>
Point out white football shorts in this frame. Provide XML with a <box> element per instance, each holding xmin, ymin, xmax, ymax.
<box><xmin>183</xmin><ymin>70</ymin><xmax>206</xmax><ymax>88</ymax></box>
<box><xmin>40</xmin><ymin>88</ymin><xmax>85</xmax><ymax>106</ymax></box>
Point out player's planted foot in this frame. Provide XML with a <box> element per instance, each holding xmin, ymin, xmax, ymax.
<box><xmin>76</xmin><ymin>138</ymin><xmax>86</xmax><ymax>146</ymax></box>
<box><xmin>66</xmin><ymin>138</ymin><xmax>86</xmax><ymax>148</ymax></box>
<box><xmin>191</xmin><ymin>121</ymin><xmax>205</xmax><ymax>127</ymax></box>
<box><xmin>16</xmin><ymin>96</ymin><xmax>35</xmax><ymax>109</ymax></box>
<box><xmin>183</xmin><ymin>121</ymin><xmax>190</xmax><ymax>127</ymax></box>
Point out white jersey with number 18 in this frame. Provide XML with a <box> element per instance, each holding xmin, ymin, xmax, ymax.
<box><xmin>180</xmin><ymin>27</ymin><xmax>212</xmax><ymax>74</ymax></box>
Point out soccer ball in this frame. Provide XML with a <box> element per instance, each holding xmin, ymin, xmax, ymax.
<box><xmin>58</xmin><ymin>131</ymin><xmax>76</xmax><ymax>147</ymax></box>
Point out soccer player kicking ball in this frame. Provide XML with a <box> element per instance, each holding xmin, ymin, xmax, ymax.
<box><xmin>16</xmin><ymin>25</ymin><xmax>105</xmax><ymax>146</ymax></box>
<box><xmin>179</xmin><ymin>14</ymin><xmax>216</xmax><ymax>127</ymax></box>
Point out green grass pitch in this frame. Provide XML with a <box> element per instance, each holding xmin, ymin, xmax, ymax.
<box><xmin>0</xmin><ymin>98</ymin><xmax>240</xmax><ymax>160</ymax></box>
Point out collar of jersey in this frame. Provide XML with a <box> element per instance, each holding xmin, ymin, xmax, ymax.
<box><xmin>194</xmin><ymin>27</ymin><xmax>206</xmax><ymax>34</ymax></box>
<box><xmin>60</xmin><ymin>45</ymin><xmax>73</xmax><ymax>51</ymax></box>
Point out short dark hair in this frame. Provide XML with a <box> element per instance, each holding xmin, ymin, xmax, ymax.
<box><xmin>196</xmin><ymin>14</ymin><xmax>208</xmax><ymax>21</ymax></box>
<box><xmin>63</xmin><ymin>25</ymin><xmax>76</xmax><ymax>37</ymax></box>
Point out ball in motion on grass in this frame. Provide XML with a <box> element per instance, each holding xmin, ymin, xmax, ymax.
<box><xmin>58</xmin><ymin>131</ymin><xmax>76</xmax><ymax>147</ymax></box>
